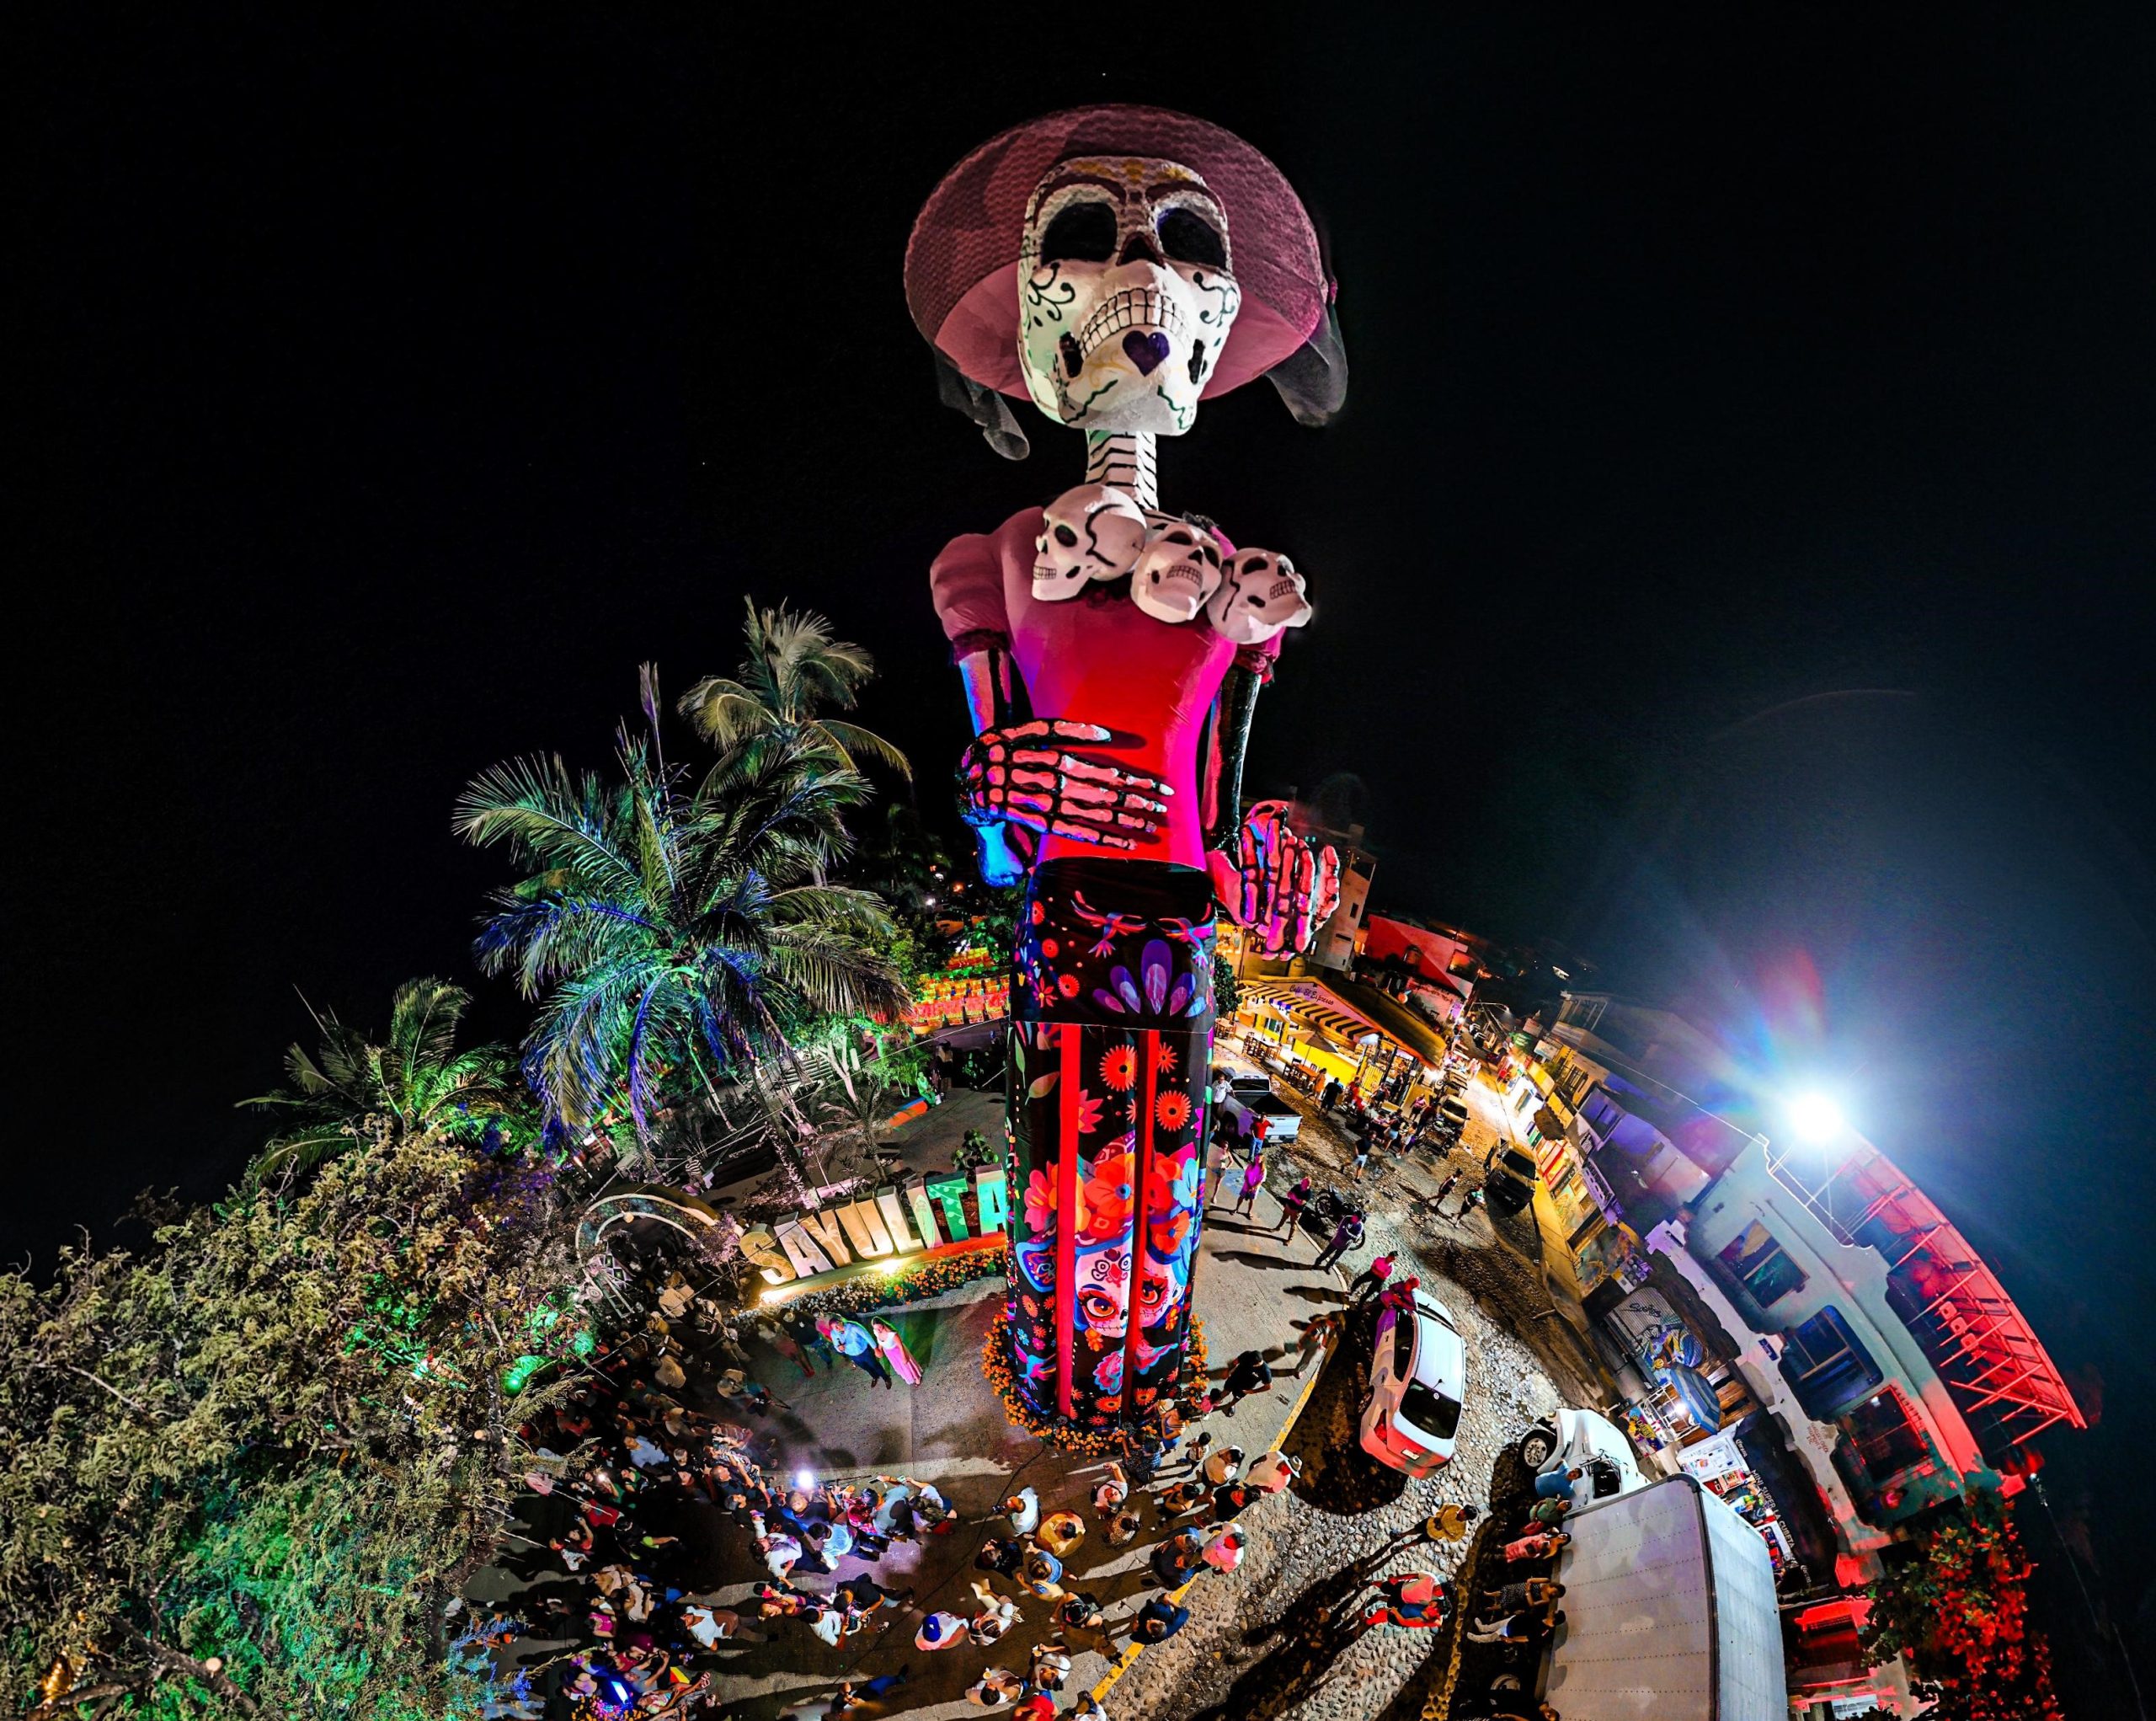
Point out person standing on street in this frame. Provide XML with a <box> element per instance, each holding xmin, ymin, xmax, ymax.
<box><xmin>1534</xmin><ymin>1467</ymin><xmax>1583</xmax><ymax>1507</ymax></box>
<box><xmin>1289</xmin><ymin>1311</ymin><xmax>1342</xmax><ymax>1376</ymax></box>
<box><xmin>1412</xmin><ymin>1501</ymin><xmax>1480</xmax><ymax>1547</ymax></box>
<box><xmin>1348</xmin><ymin>1252</ymin><xmax>1396</xmax><ymax>1303</ymax></box>
<box><xmin>1274</xmin><ymin>1174</ymin><xmax>1312</xmax><ymax>1238</ymax></box>
<box><xmin>1230</xmin><ymin>1151</ymin><xmax>1267</xmax><ymax>1217</ymax></box>
<box><xmin>1217</xmin><ymin>1350</ymin><xmax>1273</xmax><ymax>1415</ymax></box>
<box><xmin>765</xmin><ymin>1320</ymin><xmax>814</xmax><ymax>1379</ymax></box>
<box><xmin>1321</xmin><ymin>1076</ymin><xmax>1343</xmax><ymax>1113</ymax></box>
<box><xmin>1314</xmin><ymin>1213</ymin><xmax>1364</xmax><ymax>1272</ymax></box>
<box><xmin>1432</xmin><ymin>1168</ymin><xmax>1462</xmax><ymax>1209</ymax></box>
<box><xmin>822</xmin><ymin>1317</ymin><xmax>894</xmax><ymax>1387</ymax></box>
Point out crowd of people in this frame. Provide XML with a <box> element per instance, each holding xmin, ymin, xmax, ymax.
<box><xmin>467</xmin><ymin>1054</ymin><xmax>1587</xmax><ymax>1720</ymax></box>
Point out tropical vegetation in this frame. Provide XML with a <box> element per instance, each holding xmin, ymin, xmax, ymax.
<box><xmin>456</xmin><ymin>687</ymin><xmax>908</xmax><ymax>1150</ymax></box>
<box><xmin>242</xmin><ymin>977</ymin><xmax>523</xmax><ymax>1189</ymax></box>
<box><xmin>1861</xmin><ymin>1489</ymin><xmax>2063</xmax><ymax>1721</ymax></box>
<box><xmin>4</xmin><ymin>597</ymin><xmax>946</xmax><ymax>1716</ymax></box>
<box><xmin>678</xmin><ymin>598</ymin><xmax>910</xmax><ymax>780</ymax></box>
<box><xmin>3</xmin><ymin>1117</ymin><xmax>577</xmax><ymax>1720</ymax></box>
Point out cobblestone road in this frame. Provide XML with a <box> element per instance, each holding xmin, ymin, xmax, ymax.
<box><xmin>1109</xmin><ymin>1063</ymin><xmax>1609</xmax><ymax>1721</ymax></box>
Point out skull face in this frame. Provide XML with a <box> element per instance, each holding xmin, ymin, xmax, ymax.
<box><xmin>1032</xmin><ymin>484</ymin><xmax>1149</xmax><ymax>601</ymax></box>
<box><xmin>1130</xmin><ymin>523</ymin><xmax>1225</xmax><ymax>624</ymax></box>
<box><xmin>1017</xmin><ymin>156</ymin><xmax>1241</xmax><ymax>436</ymax></box>
<box><xmin>1205</xmin><ymin>548</ymin><xmax>1313</xmax><ymax>644</ymax></box>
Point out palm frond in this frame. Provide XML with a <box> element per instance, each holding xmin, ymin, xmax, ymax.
<box><xmin>815</xmin><ymin>718</ymin><xmax>913</xmax><ymax>779</ymax></box>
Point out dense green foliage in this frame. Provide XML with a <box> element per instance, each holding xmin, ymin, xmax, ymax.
<box><xmin>458</xmin><ymin>696</ymin><xmax>907</xmax><ymax>1140</ymax></box>
<box><xmin>3</xmin><ymin>1122</ymin><xmax>578</xmax><ymax>1718</ymax></box>
<box><xmin>243</xmin><ymin>979</ymin><xmax>523</xmax><ymax>1189</ymax></box>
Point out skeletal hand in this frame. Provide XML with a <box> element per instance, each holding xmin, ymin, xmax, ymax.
<box><xmin>958</xmin><ymin>719</ymin><xmax>1171</xmax><ymax>851</ymax></box>
<box><xmin>1217</xmin><ymin>800</ymin><xmax>1340</xmax><ymax>954</ymax></box>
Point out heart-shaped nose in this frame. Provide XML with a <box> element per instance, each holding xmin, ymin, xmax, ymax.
<box><xmin>1123</xmin><ymin>331</ymin><xmax>1171</xmax><ymax>376</ymax></box>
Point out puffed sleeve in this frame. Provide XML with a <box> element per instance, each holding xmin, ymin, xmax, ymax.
<box><xmin>929</xmin><ymin>530</ymin><xmax>1011</xmax><ymax>660</ymax></box>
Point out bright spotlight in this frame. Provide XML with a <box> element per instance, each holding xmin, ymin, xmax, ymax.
<box><xmin>1789</xmin><ymin>1093</ymin><xmax>1845</xmax><ymax>1143</ymax></box>
<box><xmin>795</xmin><ymin>1468</ymin><xmax>816</xmax><ymax>1491</ymax></box>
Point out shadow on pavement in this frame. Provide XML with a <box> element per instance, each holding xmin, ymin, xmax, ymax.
<box><xmin>1187</xmin><ymin>1561</ymin><xmax>1376</xmax><ymax>1721</ymax></box>
<box><xmin>1281</xmin><ymin>1303</ymin><xmax>1409</xmax><ymax>1516</ymax></box>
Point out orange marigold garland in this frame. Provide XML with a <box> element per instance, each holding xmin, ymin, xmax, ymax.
<box><xmin>982</xmin><ymin>1307</ymin><xmax>1210</xmax><ymax>1456</ymax></box>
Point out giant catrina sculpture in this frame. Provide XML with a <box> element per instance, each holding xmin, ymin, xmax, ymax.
<box><xmin>905</xmin><ymin>106</ymin><xmax>1345</xmax><ymax>1435</ymax></box>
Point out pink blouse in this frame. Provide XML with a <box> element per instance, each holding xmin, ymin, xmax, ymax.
<box><xmin>931</xmin><ymin>505</ymin><xmax>1281</xmax><ymax>870</ymax></box>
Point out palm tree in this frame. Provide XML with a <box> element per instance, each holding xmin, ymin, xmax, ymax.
<box><xmin>456</xmin><ymin>697</ymin><xmax>909</xmax><ymax>1146</ymax></box>
<box><xmin>242</xmin><ymin>978</ymin><xmax>520</xmax><ymax>1188</ymax></box>
<box><xmin>677</xmin><ymin>598</ymin><xmax>911</xmax><ymax>780</ymax></box>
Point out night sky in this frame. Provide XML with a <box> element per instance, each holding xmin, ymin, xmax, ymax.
<box><xmin>19</xmin><ymin>11</ymin><xmax>2154</xmax><ymax>1706</ymax></box>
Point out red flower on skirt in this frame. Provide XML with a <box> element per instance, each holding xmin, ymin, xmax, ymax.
<box><xmin>1100</xmin><ymin>1044</ymin><xmax>1138</xmax><ymax>1092</ymax></box>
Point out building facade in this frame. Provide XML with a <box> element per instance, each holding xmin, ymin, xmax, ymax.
<box><xmin>1536</xmin><ymin>991</ymin><xmax>2084</xmax><ymax>1717</ymax></box>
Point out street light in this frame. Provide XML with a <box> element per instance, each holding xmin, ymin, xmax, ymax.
<box><xmin>1788</xmin><ymin>1091</ymin><xmax>1845</xmax><ymax>1143</ymax></box>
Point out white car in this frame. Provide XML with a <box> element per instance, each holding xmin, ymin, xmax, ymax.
<box><xmin>1518</xmin><ymin>1406</ymin><xmax>1646</xmax><ymax>1506</ymax></box>
<box><xmin>1360</xmin><ymin>1285</ymin><xmax>1468</xmax><ymax>1478</ymax></box>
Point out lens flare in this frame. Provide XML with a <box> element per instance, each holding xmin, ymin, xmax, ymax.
<box><xmin>1789</xmin><ymin>1092</ymin><xmax>1845</xmax><ymax>1142</ymax></box>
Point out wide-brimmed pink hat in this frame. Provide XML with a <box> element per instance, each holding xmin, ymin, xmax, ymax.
<box><xmin>906</xmin><ymin>104</ymin><xmax>1343</xmax><ymax>438</ymax></box>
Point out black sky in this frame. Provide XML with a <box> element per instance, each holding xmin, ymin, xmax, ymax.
<box><xmin>18</xmin><ymin>9</ymin><xmax>2155</xmax><ymax>1707</ymax></box>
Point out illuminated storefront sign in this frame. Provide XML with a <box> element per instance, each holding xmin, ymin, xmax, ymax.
<box><xmin>740</xmin><ymin>1167</ymin><xmax>1010</xmax><ymax>1286</ymax></box>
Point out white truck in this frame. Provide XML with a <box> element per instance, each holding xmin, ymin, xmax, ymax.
<box><xmin>1542</xmin><ymin>1474</ymin><xmax>1786</xmax><ymax>1721</ymax></box>
<box><xmin>1518</xmin><ymin>1406</ymin><xmax>1646</xmax><ymax>1508</ymax></box>
<box><xmin>1217</xmin><ymin>1071</ymin><xmax>1303</xmax><ymax>1146</ymax></box>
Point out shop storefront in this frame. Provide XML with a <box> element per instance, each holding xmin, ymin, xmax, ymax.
<box><xmin>1676</xmin><ymin>1422</ymin><xmax>1801</xmax><ymax>1579</ymax></box>
<box><xmin>1234</xmin><ymin>979</ymin><xmax>1439</xmax><ymax>1110</ymax></box>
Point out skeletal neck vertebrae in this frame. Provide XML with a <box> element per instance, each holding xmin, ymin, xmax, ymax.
<box><xmin>1085</xmin><ymin>430</ymin><xmax>1159</xmax><ymax>512</ymax></box>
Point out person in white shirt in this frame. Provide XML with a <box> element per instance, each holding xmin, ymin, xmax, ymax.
<box><xmin>1001</xmin><ymin>1485</ymin><xmax>1040</xmax><ymax>1536</ymax></box>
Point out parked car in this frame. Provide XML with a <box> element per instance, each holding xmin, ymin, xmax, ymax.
<box><xmin>1517</xmin><ymin>1407</ymin><xmax>1647</xmax><ymax>1506</ymax></box>
<box><xmin>1485</xmin><ymin>1147</ymin><xmax>1538</xmax><ymax>1216</ymax></box>
<box><xmin>1437</xmin><ymin>1094</ymin><xmax>1471</xmax><ymax>1129</ymax></box>
<box><xmin>1217</xmin><ymin>1071</ymin><xmax>1303</xmax><ymax>1146</ymax></box>
<box><xmin>1360</xmin><ymin>1285</ymin><xmax>1468</xmax><ymax>1478</ymax></box>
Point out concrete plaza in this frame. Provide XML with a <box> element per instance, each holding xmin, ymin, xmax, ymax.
<box><xmin>708</xmin><ymin>1086</ymin><xmax>1350</xmax><ymax>1718</ymax></box>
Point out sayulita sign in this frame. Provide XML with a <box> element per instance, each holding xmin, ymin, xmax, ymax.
<box><xmin>741</xmin><ymin>1168</ymin><xmax>1010</xmax><ymax>1288</ymax></box>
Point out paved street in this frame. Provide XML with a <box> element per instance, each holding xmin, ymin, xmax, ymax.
<box><xmin>485</xmin><ymin>1059</ymin><xmax>1623</xmax><ymax>1721</ymax></box>
<box><xmin>1100</xmin><ymin>1052</ymin><xmax>1610</xmax><ymax>1721</ymax></box>
<box><xmin>707</xmin><ymin>1088</ymin><xmax>1353</xmax><ymax>1718</ymax></box>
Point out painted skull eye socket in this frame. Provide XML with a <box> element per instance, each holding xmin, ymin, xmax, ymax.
<box><xmin>1040</xmin><ymin>200</ymin><xmax>1118</xmax><ymax>266</ymax></box>
<box><xmin>1157</xmin><ymin>206</ymin><xmax>1226</xmax><ymax>270</ymax></box>
<box><xmin>1078</xmin><ymin>1287</ymin><xmax>1123</xmax><ymax>1323</ymax></box>
<box><xmin>1054</xmin><ymin>525</ymin><xmax>1079</xmax><ymax>546</ymax></box>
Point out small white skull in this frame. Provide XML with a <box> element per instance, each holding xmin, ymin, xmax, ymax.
<box><xmin>1205</xmin><ymin>548</ymin><xmax>1312</xmax><ymax>644</ymax></box>
<box><xmin>1129</xmin><ymin>521</ymin><xmax>1225</xmax><ymax>624</ymax></box>
<box><xmin>1032</xmin><ymin>484</ymin><xmax>1150</xmax><ymax>601</ymax></box>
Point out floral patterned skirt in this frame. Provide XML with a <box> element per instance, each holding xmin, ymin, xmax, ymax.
<box><xmin>1004</xmin><ymin>859</ymin><xmax>1217</xmax><ymax>1431</ymax></box>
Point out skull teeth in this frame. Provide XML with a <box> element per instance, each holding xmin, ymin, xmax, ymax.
<box><xmin>1078</xmin><ymin>288</ymin><xmax>1184</xmax><ymax>361</ymax></box>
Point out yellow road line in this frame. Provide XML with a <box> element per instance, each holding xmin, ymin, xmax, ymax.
<box><xmin>1087</xmin><ymin>1343</ymin><xmax>1330</xmax><ymax>1703</ymax></box>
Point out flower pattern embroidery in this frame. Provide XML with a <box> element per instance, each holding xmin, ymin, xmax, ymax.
<box><xmin>1008</xmin><ymin>863</ymin><xmax>1216</xmax><ymax>1427</ymax></box>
